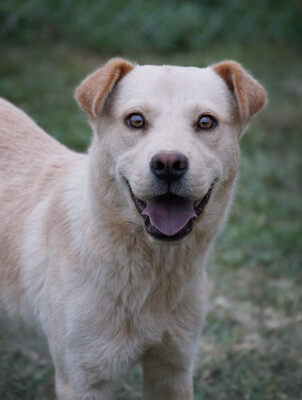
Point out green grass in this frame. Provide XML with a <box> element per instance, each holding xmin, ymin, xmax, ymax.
<box><xmin>1</xmin><ymin>0</ymin><xmax>300</xmax><ymax>53</ymax></box>
<box><xmin>0</xmin><ymin>43</ymin><xmax>301</xmax><ymax>399</ymax></box>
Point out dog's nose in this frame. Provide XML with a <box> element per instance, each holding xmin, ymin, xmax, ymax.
<box><xmin>150</xmin><ymin>152</ymin><xmax>189</xmax><ymax>182</ymax></box>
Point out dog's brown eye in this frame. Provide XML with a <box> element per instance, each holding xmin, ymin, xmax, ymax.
<box><xmin>125</xmin><ymin>113</ymin><xmax>145</xmax><ymax>129</ymax></box>
<box><xmin>198</xmin><ymin>115</ymin><xmax>217</xmax><ymax>130</ymax></box>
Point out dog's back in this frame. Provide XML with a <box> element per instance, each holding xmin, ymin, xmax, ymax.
<box><xmin>0</xmin><ymin>98</ymin><xmax>71</xmax><ymax>179</ymax></box>
<box><xmin>0</xmin><ymin>98</ymin><xmax>79</xmax><ymax>329</ymax></box>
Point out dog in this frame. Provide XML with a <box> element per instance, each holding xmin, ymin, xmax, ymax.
<box><xmin>0</xmin><ymin>58</ymin><xmax>266</xmax><ymax>399</ymax></box>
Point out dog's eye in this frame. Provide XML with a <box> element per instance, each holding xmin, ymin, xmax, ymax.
<box><xmin>198</xmin><ymin>115</ymin><xmax>217</xmax><ymax>130</ymax></box>
<box><xmin>125</xmin><ymin>113</ymin><xmax>145</xmax><ymax>129</ymax></box>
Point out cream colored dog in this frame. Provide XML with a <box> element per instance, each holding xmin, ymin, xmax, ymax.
<box><xmin>0</xmin><ymin>58</ymin><xmax>266</xmax><ymax>399</ymax></box>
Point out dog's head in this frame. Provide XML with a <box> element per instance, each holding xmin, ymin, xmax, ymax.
<box><xmin>76</xmin><ymin>58</ymin><xmax>266</xmax><ymax>242</ymax></box>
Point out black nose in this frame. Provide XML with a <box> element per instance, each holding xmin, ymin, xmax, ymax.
<box><xmin>150</xmin><ymin>152</ymin><xmax>189</xmax><ymax>182</ymax></box>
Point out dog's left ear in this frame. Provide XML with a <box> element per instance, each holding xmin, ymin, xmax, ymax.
<box><xmin>75</xmin><ymin>58</ymin><xmax>135</xmax><ymax>118</ymax></box>
<box><xmin>213</xmin><ymin>61</ymin><xmax>266</xmax><ymax>123</ymax></box>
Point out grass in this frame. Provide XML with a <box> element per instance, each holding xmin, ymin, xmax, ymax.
<box><xmin>1</xmin><ymin>0</ymin><xmax>300</xmax><ymax>53</ymax></box>
<box><xmin>0</xmin><ymin>42</ymin><xmax>301</xmax><ymax>399</ymax></box>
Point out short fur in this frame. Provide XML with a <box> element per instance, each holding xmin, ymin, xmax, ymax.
<box><xmin>0</xmin><ymin>59</ymin><xmax>266</xmax><ymax>399</ymax></box>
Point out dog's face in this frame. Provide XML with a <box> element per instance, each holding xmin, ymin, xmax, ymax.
<box><xmin>76</xmin><ymin>59</ymin><xmax>266</xmax><ymax>242</ymax></box>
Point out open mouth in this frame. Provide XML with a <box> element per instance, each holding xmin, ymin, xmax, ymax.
<box><xmin>128</xmin><ymin>183</ymin><xmax>214</xmax><ymax>241</ymax></box>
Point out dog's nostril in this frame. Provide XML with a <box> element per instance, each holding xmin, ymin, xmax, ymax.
<box><xmin>173</xmin><ymin>160</ymin><xmax>186</xmax><ymax>171</ymax></box>
<box><xmin>153</xmin><ymin>160</ymin><xmax>165</xmax><ymax>171</ymax></box>
<box><xmin>150</xmin><ymin>152</ymin><xmax>188</xmax><ymax>181</ymax></box>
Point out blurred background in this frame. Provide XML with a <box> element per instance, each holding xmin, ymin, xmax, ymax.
<box><xmin>0</xmin><ymin>1</ymin><xmax>301</xmax><ymax>399</ymax></box>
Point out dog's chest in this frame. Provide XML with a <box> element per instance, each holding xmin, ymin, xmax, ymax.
<box><xmin>75</xmin><ymin>274</ymin><xmax>187</xmax><ymax>377</ymax></box>
<box><xmin>101</xmin><ymin>254</ymin><xmax>195</xmax><ymax>341</ymax></box>
<box><xmin>66</xmin><ymin>240</ymin><xmax>201</xmax><ymax>378</ymax></box>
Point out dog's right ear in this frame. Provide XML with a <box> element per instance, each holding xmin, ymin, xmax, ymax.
<box><xmin>75</xmin><ymin>58</ymin><xmax>135</xmax><ymax>118</ymax></box>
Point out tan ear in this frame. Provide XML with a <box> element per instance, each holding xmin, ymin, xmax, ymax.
<box><xmin>75</xmin><ymin>58</ymin><xmax>135</xmax><ymax>118</ymax></box>
<box><xmin>213</xmin><ymin>61</ymin><xmax>266</xmax><ymax>122</ymax></box>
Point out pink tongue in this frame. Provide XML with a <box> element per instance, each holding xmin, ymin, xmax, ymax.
<box><xmin>142</xmin><ymin>194</ymin><xmax>197</xmax><ymax>237</ymax></box>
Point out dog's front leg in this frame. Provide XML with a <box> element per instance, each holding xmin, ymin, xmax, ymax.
<box><xmin>143</xmin><ymin>363</ymin><xmax>193</xmax><ymax>400</ymax></box>
<box><xmin>53</xmin><ymin>349</ymin><xmax>116</xmax><ymax>400</ymax></box>
<box><xmin>52</xmin><ymin>330</ymin><xmax>136</xmax><ymax>400</ymax></box>
<box><xmin>142</xmin><ymin>284</ymin><xmax>205</xmax><ymax>400</ymax></box>
<box><xmin>55</xmin><ymin>373</ymin><xmax>114</xmax><ymax>400</ymax></box>
<box><xmin>142</xmin><ymin>344</ymin><xmax>194</xmax><ymax>400</ymax></box>
<box><xmin>142</xmin><ymin>325</ymin><xmax>200</xmax><ymax>400</ymax></box>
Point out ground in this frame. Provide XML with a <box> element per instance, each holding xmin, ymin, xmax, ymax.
<box><xmin>0</xmin><ymin>43</ymin><xmax>301</xmax><ymax>400</ymax></box>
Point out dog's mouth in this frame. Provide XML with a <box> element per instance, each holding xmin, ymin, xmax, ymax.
<box><xmin>128</xmin><ymin>183</ymin><xmax>214</xmax><ymax>241</ymax></box>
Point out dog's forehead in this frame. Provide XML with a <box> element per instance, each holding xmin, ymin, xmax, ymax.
<box><xmin>115</xmin><ymin>64</ymin><xmax>233</xmax><ymax>115</ymax></box>
<box><xmin>122</xmin><ymin>65</ymin><xmax>228</xmax><ymax>98</ymax></box>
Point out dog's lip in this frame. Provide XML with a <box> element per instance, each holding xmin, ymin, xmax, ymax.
<box><xmin>126</xmin><ymin>180</ymin><xmax>214</xmax><ymax>240</ymax></box>
<box><xmin>192</xmin><ymin>184</ymin><xmax>214</xmax><ymax>217</ymax></box>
